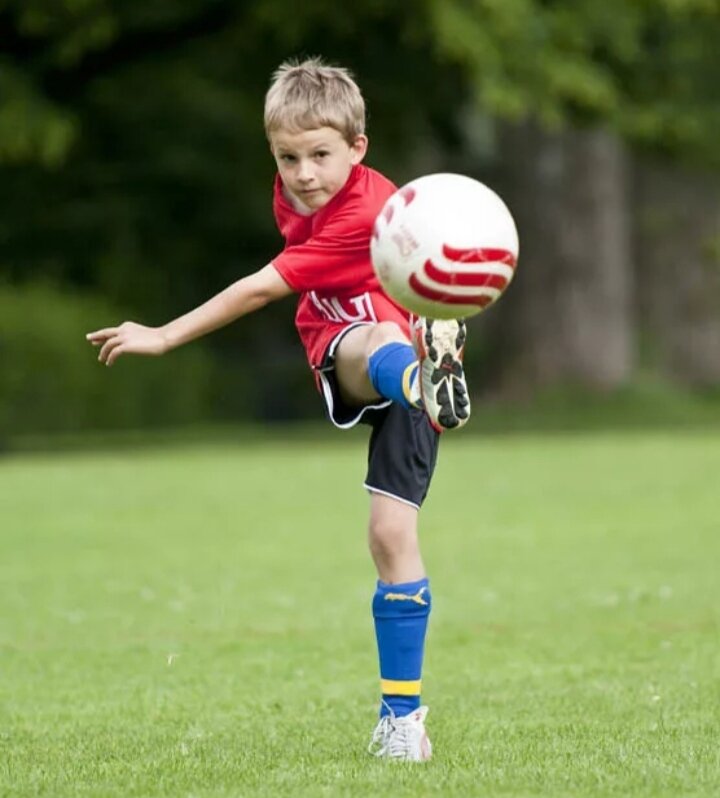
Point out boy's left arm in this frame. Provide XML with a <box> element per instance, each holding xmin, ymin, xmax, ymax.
<box><xmin>87</xmin><ymin>264</ymin><xmax>292</xmax><ymax>366</ymax></box>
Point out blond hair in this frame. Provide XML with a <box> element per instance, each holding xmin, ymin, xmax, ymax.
<box><xmin>264</xmin><ymin>57</ymin><xmax>366</xmax><ymax>143</ymax></box>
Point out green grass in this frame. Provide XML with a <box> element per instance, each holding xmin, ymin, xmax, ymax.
<box><xmin>1</xmin><ymin>430</ymin><xmax>718</xmax><ymax>796</ymax></box>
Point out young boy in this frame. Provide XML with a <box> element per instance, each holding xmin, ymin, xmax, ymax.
<box><xmin>86</xmin><ymin>57</ymin><xmax>470</xmax><ymax>762</ymax></box>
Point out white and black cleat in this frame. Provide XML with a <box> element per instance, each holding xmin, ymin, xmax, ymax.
<box><xmin>413</xmin><ymin>318</ymin><xmax>470</xmax><ymax>432</ymax></box>
<box><xmin>368</xmin><ymin>705</ymin><xmax>432</xmax><ymax>761</ymax></box>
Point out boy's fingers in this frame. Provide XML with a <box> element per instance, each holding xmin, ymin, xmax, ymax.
<box><xmin>106</xmin><ymin>346</ymin><xmax>125</xmax><ymax>367</ymax></box>
<box><xmin>86</xmin><ymin>328</ymin><xmax>117</xmax><ymax>341</ymax></box>
<box><xmin>98</xmin><ymin>336</ymin><xmax>121</xmax><ymax>364</ymax></box>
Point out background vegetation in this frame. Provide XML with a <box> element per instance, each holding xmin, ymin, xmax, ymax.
<box><xmin>2</xmin><ymin>0</ymin><xmax>720</xmax><ymax>437</ymax></box>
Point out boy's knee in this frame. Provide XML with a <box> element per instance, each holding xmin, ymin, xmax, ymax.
<box><xmin>368</xmin><ymin>515</ymin><xmax>416</xmax><ymax>558</ymax></box>
<box><xmin>367</xmin><ymin>321</ymin><xmax>408</xmax><ymax>353</ymax></box>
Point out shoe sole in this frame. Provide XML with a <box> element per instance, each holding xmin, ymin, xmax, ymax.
<box><xmin>416</xmin><ymin>319</ymin><xmax>470</xmax><ymax>433</ymax></box>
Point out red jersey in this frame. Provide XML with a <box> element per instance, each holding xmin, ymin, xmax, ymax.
<box><xmin>271</xmin><ymin>164</ymin><xmax>412</xmax><ymax>370</ymax></box>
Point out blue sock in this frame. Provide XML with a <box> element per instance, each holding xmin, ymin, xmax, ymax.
<box><xmin>372</xmin><ymin>577</ymin><xmax>431</xmax><ymax>717</ymax></box>
<box><xmin>367</xmin><ymin>342</ymin><xmax>418</xmax><ymax>408</ymax></box>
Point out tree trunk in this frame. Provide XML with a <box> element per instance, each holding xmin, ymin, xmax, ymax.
<box><xmin>634</xmin><ymin>158</ymin><xmax>720</xmax><ymax>387</ymax></box>
<box><xmin>489</xmin><ymin>120</ymin><xmax>634</xmax><ymax>396</ymax></box>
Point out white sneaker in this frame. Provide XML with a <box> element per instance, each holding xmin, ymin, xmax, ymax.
<box><xmin>368</xmin><ymin>706</ymin><xmax>432</xmax><ymax>761</ymax></box>
<box><xmin>413</xmin><ymin>318</ymin><xmax>470</xmax><ymax>432</ymax></box>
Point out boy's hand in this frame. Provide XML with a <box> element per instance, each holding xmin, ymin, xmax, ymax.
<box><xmin>86</xmin><ymin>322</ymin><xmax>169</xmax><ymax>366</ymax></box>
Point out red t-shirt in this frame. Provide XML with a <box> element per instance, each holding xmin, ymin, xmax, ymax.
<box><xmin>271</xmin><ymin>164</ymin><xmax>412</xmax><ymax>370</ymax></box>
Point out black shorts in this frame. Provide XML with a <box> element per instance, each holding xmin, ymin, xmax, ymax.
<box><xmin>316</xmin><ymin>325</ymin><xmax>440</xmax><ymax>509</ymax></box>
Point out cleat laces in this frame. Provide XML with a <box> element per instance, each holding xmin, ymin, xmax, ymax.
<box><xmin>368</xmin><ymin>704</ymin><xmax>431</xmax><ymax>761</ymax></box>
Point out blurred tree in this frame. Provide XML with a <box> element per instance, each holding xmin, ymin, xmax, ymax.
<box><xmin>635</xmin><ymin>157</ymin><xmax>720</xmax><ymax>386</ymax></box>
<box><xmin>490</xmin><ymin>121</ymin><xmax>633</xmax><ymax>392</ymax></box>
<box><xmin>427</xmin><ymin>0</ymin><xmax>720</xmax><ymax>165</ymax></box>
<box><xmin>427</xmin><ymin>0</ymin><xmax>720</xmax><ymax>393</ymax></box>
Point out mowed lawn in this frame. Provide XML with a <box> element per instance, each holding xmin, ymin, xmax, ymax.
<box><xmin>0</xmin><ymin>430</ymin><xmax>718</xmax><ymax>797</ymax></box>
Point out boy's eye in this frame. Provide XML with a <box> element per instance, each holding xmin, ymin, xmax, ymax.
<box><xmin>314</xmin><ymin>151</ymin><xmax>329</xmax><ymax>159</ymax></box>
<box><xmin>280</xmin><ymin>154</ymin><xmax>296</xmax><ymax>163</ymax></box>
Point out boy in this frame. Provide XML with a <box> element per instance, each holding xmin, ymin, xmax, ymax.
<box><xmin>87</xmin><ymin>58</ymin><xmax>470</xmax><ymax>762</ymax></box>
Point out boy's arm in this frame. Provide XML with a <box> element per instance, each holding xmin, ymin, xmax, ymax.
<box><xmin>86</xmin><ymin>264</ymin><xmax>292</xmax><ymax>366</ymax></box>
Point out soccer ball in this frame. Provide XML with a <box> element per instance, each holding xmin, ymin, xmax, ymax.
<box><xmin>370</xmin><ymin>173</ymin><xmax>519</xmax><ymax>319</ymax></box>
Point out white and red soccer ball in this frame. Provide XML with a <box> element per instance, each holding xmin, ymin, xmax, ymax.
<box><xmin>370</xmin><ymin>173</ymin><xmax>519</xmax><ymax>319</ymax></box>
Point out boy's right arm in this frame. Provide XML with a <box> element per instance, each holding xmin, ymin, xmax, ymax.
<box><xmin>86</xmin><ymin>264</ymin><xmax>292</xmax><ymax>366</ymax></box>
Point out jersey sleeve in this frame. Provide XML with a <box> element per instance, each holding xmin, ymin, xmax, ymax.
<box><xmin>271</xmin><ymin>203</ymin><xmax>374</xmax><ymax>294</ymax></box>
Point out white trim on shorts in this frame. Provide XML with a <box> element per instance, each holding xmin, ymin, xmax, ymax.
<box><xmin>363</xmin><ymin>484</ymin><xmax>421</xmax><ymax>510</ymax></box>
<box><xmin>317</xmin><ymin>322</ymin><xmax>392</xmax><ymax>429</ymax></box>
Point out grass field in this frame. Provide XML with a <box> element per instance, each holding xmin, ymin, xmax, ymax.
<box><xmin>1</xmin><ymin>429</ymin><xmax>718</xmax><ymax>797</ymax></box>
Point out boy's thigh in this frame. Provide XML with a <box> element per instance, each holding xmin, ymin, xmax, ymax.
<box><xmin>333</xmin><ymin>324</ymin><xmax>381</xmax><ymax>405</ymax></box>
<box><xmin>333</xmin><ymin>320</ymin><xmax>411</xmax><ymax>405</ymax></box>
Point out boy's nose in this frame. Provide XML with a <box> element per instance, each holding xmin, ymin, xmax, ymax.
<box><xmin>297</xmin><ymin>160</ymin><xmax>314</xmax><ymax>183</ymax></box>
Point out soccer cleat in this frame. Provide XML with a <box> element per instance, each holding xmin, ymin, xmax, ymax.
<box><xmin>368</xmin><ymin>705</ymin><xmax>432</xmax><ymax>762</ymax></box>
<box><xmin>413</xmin><ymin>318</ymin><xmax>470</xmax><ymax>432</ymax></box>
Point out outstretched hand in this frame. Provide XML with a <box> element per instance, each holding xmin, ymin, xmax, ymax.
<box><xmin>86</xmin><ymin>322</ymin><xmax>169</xmax><ymax>366</ymax></box>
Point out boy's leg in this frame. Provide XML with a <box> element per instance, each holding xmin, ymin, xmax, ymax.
<box><xmin>333</xmin><ymin>320</ymin><xmax>470</xmax><ymax>432</ymax></box>
<box><xmin>329</xmin><ymin>325</ymin><xmax>455</xmax><ymax>759</ymax></box>
<box><xmin>360</xmin><ymin>402</ymin><xmax>438</xmax><ymax>760</ymax></box>
<box><xmin>368</xmin><ymin>492</ymin><xmax>424</xmax><ymax>584</ymax></box>
<box><xmin>367</xmin><ymin>492</ymin><xmax>432</xmax><ymax>761</ymax></box>
<box><xmin>368</xmin><ymin>494</ymin><xmax>428</xmax><ymax>712</ymax></box>
<box><xmin>333</xmin><ymin>322</ymin><xmax>418</xmax><ymax>407</ymax></box>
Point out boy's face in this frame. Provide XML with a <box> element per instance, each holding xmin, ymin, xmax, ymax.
<box><xmin>270</xmin><ymin>126</ymin><xmax>368</xmax><ymax>211</ymax></box>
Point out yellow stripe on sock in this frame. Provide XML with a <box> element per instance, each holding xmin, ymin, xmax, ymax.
<box><xmin>381</xmin><ymin>678</ymin><xmax>422</xmax><ymax>696</ymax></box>
<box><xmin>401</xmin><ymin>362</ymin><xmax>419</xmax><ymax>407</ymax></box>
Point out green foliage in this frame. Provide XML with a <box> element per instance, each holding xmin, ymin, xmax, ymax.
<box><xmin>427</xmin><ymin>0</ymin><xmax>720</xmax><ymax>161</ymax></box>
<box><xmin>0</xmin><ymin>283</ymin><xmax>216</xmax><ymax>438</ymax></box>
<box><xmin>0</xmin><ymin>65</ymin><xmax>77</xmax><ymax>166</ymax></box>
<box><xmin>3</xmin><ymin>0</ymin><xmax>719</xmax><ymax>169</ymax></box>
<box><xmin>619</xmin><ymin>2</ymin><xmax>720</xmax><ymax>163</ymax></box>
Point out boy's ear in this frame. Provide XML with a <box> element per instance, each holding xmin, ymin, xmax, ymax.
<box><xmin>350</xmin><ymin>134</ymin><xmax>369</xmax><ymax>164</ymax></box>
